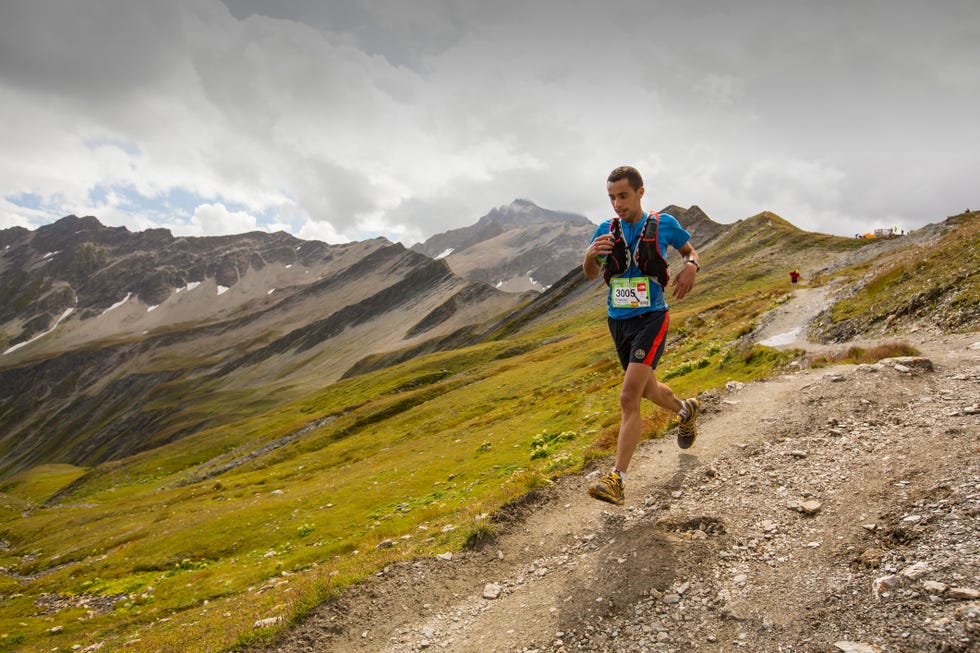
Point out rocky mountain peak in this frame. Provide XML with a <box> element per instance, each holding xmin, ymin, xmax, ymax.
<box><xmin>0</xmin><ymin>216</ymin><xmax>399</xmax><ymax>356</ymax></box>
<box><xmin>412</xmin><ymin>200</ymin><xmax>597</xmax><ymax>292</ymax></box>
<box><xmin>659</xmin><ymin>204</ymin><xmax>726</xmax><ymax>250</ymax></box>
<box><xmin>30</xmin><ymin>214</ymin><xmax>145</xmax><ymax>251</ymax></box>
<box><xmin>477</xmin><ymin>198</ymin><xmax>592</xmax><ymax>229</ymax></box>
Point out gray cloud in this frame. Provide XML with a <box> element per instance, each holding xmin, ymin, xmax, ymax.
<box><xmin>0</xmin><ymin>2</ymin><xmax>183</xmax><ymax>97</ymax></box>
<box><xmin>1</xmin><ymin>0</ymin><xmax>977</xmax><ymax>242</ymax></box>
<box><xmin>225</xmin><ymin>0</ymin><xmax>467</xmax><ymax>69</ymax></box>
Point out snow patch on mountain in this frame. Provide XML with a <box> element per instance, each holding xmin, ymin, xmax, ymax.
<box><xmin>3</xmin><ymin>307</ymin><xmax>74</xmax><ymax>355</ymax></box>
<box><xmin>101</xmin><ymin>293</ymin><xmax>133</xmax><ymax>315</ymax></box>
<box><xmin>177</xmin><ymin>281</ymin><xmax>202</xmax><ymax>293</ymax></box>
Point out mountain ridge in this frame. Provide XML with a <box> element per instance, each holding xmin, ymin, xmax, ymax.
<box><xmin>411</xmin><ymin>198</ymin><xmax>726</xmax><ymax>293</ymax></box>
<box><xmin>0</xmin><ymin>215</ymin><xmax>534</xmax><ymax>476</ymax></box>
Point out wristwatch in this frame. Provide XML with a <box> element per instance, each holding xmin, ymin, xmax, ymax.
<box><xmin>685</xmin><ymin>258</ymin><xmax>701</xmax><ymax>272</ymax></box>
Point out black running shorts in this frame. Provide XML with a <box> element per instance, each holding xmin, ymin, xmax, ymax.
<box><xmin>607</xmin><ymin>310</ymin><xmax>670</xmax><ymax>371</ymax></box>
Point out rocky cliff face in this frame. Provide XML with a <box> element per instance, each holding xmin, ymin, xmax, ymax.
<box><xmin>411</xmin><ymin>199</ymin><xmax>597</xmax><ymax>292</ymax></box>
<box><xmin>660</xmin><ymin>204</ymin><xmax>727</xmax><ymax>251</ymax></box>
<box><xmin>0</xmin><ymin>215</ymin><xmax>370</xmax><ymax>349</ymax></box>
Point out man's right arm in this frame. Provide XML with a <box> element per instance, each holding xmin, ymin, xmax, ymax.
<box><xmin>584</xmin><ymin>233</ymin><xmax>613</xmax><ymax>280</ymax></box>
<box><xmin>583</xmin><ymin>249</ymin><xmax>601</xmax><ymax>280</ymax></box>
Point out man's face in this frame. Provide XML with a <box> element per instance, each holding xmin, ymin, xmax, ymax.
<box><xmin>607</xmin><ymin>178</ymin><xmax>644</xmax><ymax>222</ymax></box>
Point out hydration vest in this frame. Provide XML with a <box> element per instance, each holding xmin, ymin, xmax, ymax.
<box><xmin>602</xmin><ymin>213</ymin><xmax>670</xmax><ymax>288</ymax></box>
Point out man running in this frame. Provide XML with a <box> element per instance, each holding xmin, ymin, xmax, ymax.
<box><xmin>582</xmin><ymin>166</ymin><xmax>702</xmax><ymax>505</ymax></box>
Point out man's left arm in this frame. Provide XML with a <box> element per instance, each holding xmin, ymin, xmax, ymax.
<box><xmin>672</xmin><ymin>242</ymin><xmax>700</xmax><ymax>300</ymax></box>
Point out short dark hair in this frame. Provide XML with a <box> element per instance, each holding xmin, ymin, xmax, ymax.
<box><xmin>607</xmin><ymin>166</ymin><xmax>643</xmax><ymax>191</ymax></box>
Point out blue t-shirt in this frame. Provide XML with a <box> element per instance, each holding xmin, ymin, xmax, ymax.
<box><xmin>589</xmin><ymin>212</ymin><xmax>691</xmax><ymax>319</ymax></box>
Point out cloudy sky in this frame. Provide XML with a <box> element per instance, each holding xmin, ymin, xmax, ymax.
<box><xmin>1</xmin><ymin>1</ymin><xmax>977</xmax><ymax>245</ymax></box>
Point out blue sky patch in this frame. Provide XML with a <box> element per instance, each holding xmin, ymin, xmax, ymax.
<box><xmin>6</xmin><ymin>192</ymin><xmax>45</xmax><ymax>211</ymax></box>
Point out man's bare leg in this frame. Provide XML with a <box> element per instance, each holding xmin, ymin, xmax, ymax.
<box><xmin>642</xmin><ymin>374</ymin><xmax>684</xmax><ymax>413</ymax></box>
<box><xmin>644</xmin><ymin>371</ymin><xmax>700</xmax><ymax>449</ymax></box>
<box><xmin>615</xmin><ymin>362</ymin><xmax>656</xmax><ymax>472</ymax></box>
<box><xmin>616</xmin><ymin>365</ymin><xmax>691</xmax><ymax>471</ymax></box>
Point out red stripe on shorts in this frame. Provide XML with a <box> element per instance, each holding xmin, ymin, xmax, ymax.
<box><xmin>643</xmin><ymin>311</ymin><xmax>670</xmax><ymax>366</ymax></box>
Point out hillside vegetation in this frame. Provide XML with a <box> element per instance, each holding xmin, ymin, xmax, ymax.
<box><xmin>0</xmin><ymin>212</ymin><xmax>975</xmax><ymax>652</ymax></box>
<box><xmin>811</xmin><ymin>211</ymin><xmax>979</xmax><ymax>340</ymax></box>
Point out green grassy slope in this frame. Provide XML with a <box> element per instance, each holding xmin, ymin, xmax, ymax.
<box><xmin>0</xmin><ymin>213</ymin><xmax>975</xmax><ymax>652</ymax></box>
<box><xmin>812</xmin><ymin>212</ymin><xmax>980</xmax><ymax>339</ymax></box>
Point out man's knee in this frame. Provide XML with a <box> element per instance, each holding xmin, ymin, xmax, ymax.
<box><xmin>620</xmin><ymin>364</ymin><xmax>651</xmax><ymax>410</ymax></box>
<box><xmin>619</xmin><ymin>387</ymin><xmax>644</xmax><ymax>413</ymax></box>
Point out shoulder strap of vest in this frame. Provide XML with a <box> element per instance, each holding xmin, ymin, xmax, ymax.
<box><xmin>602</xmin><ymin>217</ymin><xmax>630</xmax><ymax>285</ymax></box>
<box><xmin>610</xmin><ymin>217</ymin><xmax>622</xmax><ymax>237</ymax></box>
<box><xmin>635</xmin><ymin>212</ymin><xmax>660</xmax><ymax>252</ymax></box>
<box><xmin>645</xmin><ymin>212</ymin><xmax>659</xmax><ymax>234</ymax></box>
<box><xmin>634</xmin><ymin>211</ymin><xmax>670</xmax><ymax>288</ymax></box>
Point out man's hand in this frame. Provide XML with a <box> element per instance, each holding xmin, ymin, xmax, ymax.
<box><xmin>587</xmin><ymin>234</ymin><xmax>614</xmax><ymax>260</ymax></box>
<box><xmin>583</xmin><ymin>234</ymin><xmax>614</xmax><ymax>280</ymax></box>
<box><xmin>672</xmin><ymin>263</ymin><xmax>697</xmax><ymax>299</ymax></box>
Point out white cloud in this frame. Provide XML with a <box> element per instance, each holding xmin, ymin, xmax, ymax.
<box><xmin>0</xmin><ymin>200</ymin><xmax>39</xmax><ymax>230</ymax></box>
<box><xmin>180</xmin><ymin>202</ymin><xmax>260</xmax><ymax>237</ymax></box>
<box><xmin>743</xmin><ymin>158</ymin><xmax>846</xmax><ymax>212</ymax></box>
<box><xmin>295</xmin><ymin>216</ymin><xmax>348</xmax><ymax>244</ymax></box>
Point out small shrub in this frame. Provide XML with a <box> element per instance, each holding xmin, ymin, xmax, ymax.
<box><xmin>543</xmin><ymin>453</ymin><xmax>576</xmax><ymax>473</ymax></box>
<box><xmin>662</xmin><ymin>358</ymin><xmax>711</xmax><ymax>380</ymax></box>
<box><xmin>463</xmin><ymin>522</ymin><xmax>497</xmax><ymax>549</ymax></box>
<box><xmin>511</xmin><ymin>468</ymin><xmax>550</xmax><ymax>491</ymax></box>
<box><xmin>722</xmin><ymin>344</ymin><xmax>776</xmax><ymax>368</ymax></box>
<box><xmin>172</xmin><ymin>558</ymin><xmax>209</xmax><ymax>573</ymax></box>
<box><xmin>528</xmin><ymin>430</ymin><xmax>575</xmax><ymax>460</ymax></box>
<box><xmin>583</xmin><ymin>425</ymin><xmax>619</xmax><ymax>462</ymax></box>
<box><xmin>811</xmin><ymin>341</ymin><xmax>919</xmax><ymax>367</ymax></box>
<box><xmin>282</xmin><ymin>575</ymin><xmax>342</xmax><ymax>629</ymax></box>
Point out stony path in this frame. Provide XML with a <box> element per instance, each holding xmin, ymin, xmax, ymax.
<box><xmin>756</xmin><ymin>285</ymin><xmax>832</xmax><ymax>349</ymax></box>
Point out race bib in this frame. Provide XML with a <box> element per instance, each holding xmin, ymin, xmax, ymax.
<box><xmin>610</xmin><ymin>276</ymin><xmax>651</xmax><ymax>308</ymax></box>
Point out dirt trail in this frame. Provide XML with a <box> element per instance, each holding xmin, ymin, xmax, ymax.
<box><xmin>755</xmin><ymin>285</ymin><xmax>831</xmax><ymax>349</ymax></box>
<box><xmin>254</xmin><ymin>290</ymin><xmax>980</xmax><ymax>653</ymax></box>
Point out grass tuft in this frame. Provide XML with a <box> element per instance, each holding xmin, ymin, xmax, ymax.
<box><xmin>810</xmin><ymin>341</ymin><xmax>920</xmax><ymax>367</ymax></box>
<box><xmin>462</xmin><ymin>522</ymin><xmax>497</xmax><ymax>549</ymax></box>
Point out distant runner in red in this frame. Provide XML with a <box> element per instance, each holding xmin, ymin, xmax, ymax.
<box><xmin>582</xmin><ymin>166</ymin><xmax>702</xmax><ymax>506</ymax></box>
<box><xmin>790</xmin><ymin>269</ymin><xmax>801</xmax><ymax>284</ymax></box>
